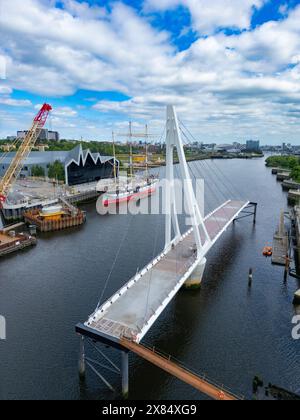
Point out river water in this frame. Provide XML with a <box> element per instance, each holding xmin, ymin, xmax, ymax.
<box><xmin>0</xmin><ymin>157</ymin><xmax>299</xmax><ymax>400</ymax></box>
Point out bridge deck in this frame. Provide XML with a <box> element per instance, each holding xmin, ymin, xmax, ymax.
<box><xmin>86</xmin><ymin>200</ymin><xmax>249</xmax><ymax>343</ymax></box>
<box><xmin>120</xmin><ymin>338</ymin><xmax>240</xmax><ymax>400</ymax></box>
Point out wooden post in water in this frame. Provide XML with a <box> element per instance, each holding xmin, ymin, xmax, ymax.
<box><xmin>253</xmin><ymin>203</ymin><xmax>257</xmax><ymax>224</ymax></box>
<box><xmin>284</xmin><ymin>253</ymin><xmax>290</xmax><ymax>282</ymax></box>
<box><xmin>248</xmin><ymin>268</ymin><xmax>253</xmax><ymax>288</ymax></box>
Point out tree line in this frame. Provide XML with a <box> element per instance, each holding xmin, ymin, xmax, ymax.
<box><xmin>266</xmin><ymin>155</ymin><xmax>300</xmax><ymax>182</ymax></box>
<box><xmin>31</xmin><ymin>161</ymin><xmax>65</xmax><ymax>181</ymax></box>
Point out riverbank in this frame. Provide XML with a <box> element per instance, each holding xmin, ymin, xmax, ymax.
<box><xmin>266</xmin><ymin>161</ymin><xmax>300</xmax><ymax>279</ymax></box>
<box><xmin>131</xmin><ymin>151</ymin><xmax>264</xmax><ymax>169</ymax></box>
<box><xmin>266</xmin><ymin>155</ymin><xmax>300</xmax><ymax>183</ymax></box>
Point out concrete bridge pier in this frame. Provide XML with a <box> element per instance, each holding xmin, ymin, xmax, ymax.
<box><xmin>184</xmin><ymin>258</ymin><xmax>207</xmax><ymax>289</ymax></box>
<box><xmin>121</xmin><ymin>351</ymin><xmax>129</xmax><ymax>398</ymax></box>
<box><xmin>78</xmin><ymin>335</ymin><xmax>86</xmax><ymax>380</ymax></box>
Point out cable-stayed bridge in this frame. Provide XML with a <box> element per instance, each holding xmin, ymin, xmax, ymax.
<box><xmin>76</xmin><ymin>105</ymin><xmax>256</xmax><ymax>400</ymax></box>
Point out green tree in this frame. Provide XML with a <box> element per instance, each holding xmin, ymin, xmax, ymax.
<box><xmin>266</xmin><ymin>155</ymin><xmax>300</xmax><ymax>169</ymax></box>
<box><xmin>291</xmin><ymin>166</ymin><xmax>300</xmax><ymax>183</ymax></box>
<box><xmin>48</xmin><ymin>160</ymin><xmax>65</xmax><ymax>182</ymax></box>
<box><xmin>31</xmin><ymin>165</ymin><xmax>45</xmax><ymax>177</ymax></box>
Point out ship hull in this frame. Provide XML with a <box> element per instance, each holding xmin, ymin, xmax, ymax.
<box><xmin>103</xmin><ymin>186</ymin><xmax>156</xmax><ymax>207</ymax></box>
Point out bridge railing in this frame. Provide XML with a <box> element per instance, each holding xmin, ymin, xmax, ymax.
<box><xmin>140</xmin><ymin>341</ymin><xmax>245</xmax><ymax>401</ymax></box>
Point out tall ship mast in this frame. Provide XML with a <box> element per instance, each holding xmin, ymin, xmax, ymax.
<box><xmin>101</xmin><ymin>122</ymin><xmax>158</xmax><ymax>209</ymax></box>
<box><xmin>112</xmin><ymin>131</ymin><xmax>118</xmax><ymax>185</ymax></box>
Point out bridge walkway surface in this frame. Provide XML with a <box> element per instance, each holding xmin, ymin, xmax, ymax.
<box><xmin>85</xmin><ymin>200</ymin><xmax>249</xmax><ymax>343</ymax></box>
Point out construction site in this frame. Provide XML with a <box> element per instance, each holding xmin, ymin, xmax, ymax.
<box><xmin>0</xmin><ymin>104</ymin><xmax>107</xmax><ymax>257</ymax></box>
<box><xmin>0</xmin><ymin>103</ymin><xmax>158</xmax><ymax>259</ymax></box>
<box><xmin>1</xmin><ymin>178</ymin><xmax>101</xmax><ymax>222</ymax></box>
<box><xmin>24</xmin><ymin>203</ymin><xmax>86</xmax><ymax>233</ymax></box>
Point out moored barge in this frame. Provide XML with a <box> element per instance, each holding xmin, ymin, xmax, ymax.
<box><xmin>24</xmin><ymin>205</ymin><xmax>86</xmax><ymax>232</ymax></box>
<box><xmin>0</xmin><ymin>231</ymin><xmax>37</xmax><ymax>257</ymax></box>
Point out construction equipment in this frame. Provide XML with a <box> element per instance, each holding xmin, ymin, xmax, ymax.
<box><xmin>0</xmin><ymin>103</ymin><xmax>52</xmax><ymax>204</ymax></box>
<box><xmin>59</xmin><ymin>196</ymin><xmax>79</xmax><ymax>216</ymax></box>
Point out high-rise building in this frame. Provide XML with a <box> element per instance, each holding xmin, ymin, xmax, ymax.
<box><xmin>246</xmin><ymin>140</ymin><xmax>260</xmax><ymax>151</ymax></box>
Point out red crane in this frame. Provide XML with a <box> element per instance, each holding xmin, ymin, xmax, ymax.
<box><xmin>0</xmin><ymin>103</ymin><xmax>52</xmax><ymax>204</ymax></box>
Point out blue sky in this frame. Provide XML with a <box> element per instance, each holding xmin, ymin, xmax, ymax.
<box><xmin>1</xmin><ymin>0</ymin><xmax>300</xmax><ymax>144</ymax></box>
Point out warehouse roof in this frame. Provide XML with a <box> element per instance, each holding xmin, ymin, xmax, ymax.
<box><xmin>0</xmin><ymin>145</ymin><xmax>115</xmax><ymax>167</ymax></box>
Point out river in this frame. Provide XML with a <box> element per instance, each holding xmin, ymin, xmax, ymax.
<box><xmin>0</xmin><ymin>156</ymin><xmax>299</xmax><ymax>400</ymax></box>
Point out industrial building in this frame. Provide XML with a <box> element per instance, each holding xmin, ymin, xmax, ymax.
<box><xmin>17</xmin><ymin>129</ymin><xmax>60</xmax><ymax>141</ymax></box>
<box><xmin>0</xmin><ymin>144</ymin><xmax>119</xmax><ymax>186</ymax></box>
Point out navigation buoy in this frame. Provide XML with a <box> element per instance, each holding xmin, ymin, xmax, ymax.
<box><xmin>263</xmin><ymin>246</ymin><xmax>273</xmax><ymax>257</ymax></box>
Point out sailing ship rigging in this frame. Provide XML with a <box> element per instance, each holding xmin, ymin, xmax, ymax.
<box><xmin>102</xmin><ymin>122</ymin><xmax>158</xmax><ymax>208</ymax></box>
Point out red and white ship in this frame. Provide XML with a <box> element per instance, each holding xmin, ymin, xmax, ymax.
<box><xmin>102</xmin><ymin>123</ymin><xmax>159</xmax><ymax>208</ymax></box>
<box><xmin>102</xmin><ymin>179</ymin><xmax>157</xmax><ymax>207</ymax></box>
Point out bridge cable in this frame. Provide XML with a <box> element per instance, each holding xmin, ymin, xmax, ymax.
<box><xmin>210</xmin><ymin>159</ymin><xmax>245</xmax><ymax>201</ymax></box>
<box><xmin>143</xmin><ymin>132</ymin><xmax>179</xmax><ymax>324</ymax></box>
<box><xmin>179</xmin><ymin>124</ymin><xmax>242</xmax><ymax>227</ymax></box>
<box><xmin>96</xmin><ymin>212</ymin><xmax>136</xmax><ymax>310</ymax></box>
<box><xmin>178</xmin><ymin>125</ymin><xmax>226</xmax><ymax>202</ymax></box>
<box><xmin>181</xmin><ymin>152</ymin><xmax>224</xmax><ymax>235</ymax></box>
<box><xmin>190</xmin><ymin>161</ymin><xmax>225</xmax><ymax>232</ymax></box>
<box><xmin>179</xmin><ymin>119</ymin><xmax>245</xmax><ymax>200</ymax></box>
<box><xmin>188</xmin><ymin>159</ymin><xmax>224</xmax><ymax>236</ymax></box>
<box><xmin>184</xmin><ymin>144</ymin><xmax>233</xmax><ymax>228</ymax></box>
<box><xmin>194</xmin><ymin>158</ymin><xmax>234</xmax><ymax>212</ymax></box>
<box><xmin>142</xmin><ymin>125</ymin><xmax>168</xmax><ymax>325</ymax></box>
<box><xmin>179</xmin><ymin>128</ymin><xmax>224</xmax><ymax>234</ymax></box>
<box><xmin>96</xmin><ymin>124</ymin><xmax>168</xmax><ymax>313</ymax></box>
<box><xmin>197</xmin><ymin>156</ymin><xmax>243</xmax><ymax>203</ymax></box>
<box><xmin>179</xmin><ymin>123</ymin><xmax>236</xmax><ymax>203</ymax></box>
<box><xmin>178</xmin><ymin>119</ymin><xmax>243</xmax><ymax>198</ymax></box>
<box><xmin>142</xmin><ymin>212</ymin><xmax>162</xmax><ymax>325</ymax></box>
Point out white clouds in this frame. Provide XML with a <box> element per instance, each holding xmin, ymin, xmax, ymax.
<box><xmin>0</xmin><ymin>55</ymin><xmax>6</xmax><ymax>79</ymax></box>
<box><xmin>220</xmin><ymin>10</ymin><xmax>300</xmax><ymax>73</ymax></box>
<box><xmin>0</xmin><ymin>97</ymin><xmax>32</xmax><ymax>107</ymax></box>
<box><xmin>52</xmin><ymin>107</ymin><xmax>78</xmax><ymax>118</ymax></box>
<box><xmin>0</xmin><ymin>86</ymin><xmax>12</xmax><ymax>95</ymax></box>
<box><xmin>0</xmin><ymin>0</ymin><xmax>300</xmax><ymax>143</ymax></box>
<box><xmin>34</xmin><ymin>104</ymin><xmax>77</xmax><ymax>117</ymax></box>
<box><xmin>0</xmin><ymin>78</ymin><xmax>32</xmax><ymax>108</ymax></box>
<box><xmin>60</xmin><ymin>0</ymin><xmax>107</xmax><ymax>19</ymax></box>
<box><xmin>0</xmin><ymin>0</ymin><xmax>172</xmax><ymax>96</ymax></box>
<box><xmin>145</xmin><ymin>0</ymin><xmax>265</xmax><ymax>34</ymax></box>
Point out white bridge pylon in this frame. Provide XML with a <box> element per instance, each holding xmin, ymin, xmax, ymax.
<box><xmin>79</xmin><ymin>105</ymin><xmax>252</xmax><ymax>346</ymax></box>
<box><xmin>76</xmin><ymin>105</ymin><xmax>256</xmax><ymax>396</ymax></box>
<box><xmin>165</xmin><ymin>105</ymin><xmax>211</xmax><ymax>267</ymax></box>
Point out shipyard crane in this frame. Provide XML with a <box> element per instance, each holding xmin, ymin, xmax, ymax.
<box><xmin>0</xmin><ymin>103</ymin><xmax>52</xmax><ymax>204</ymax></box>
